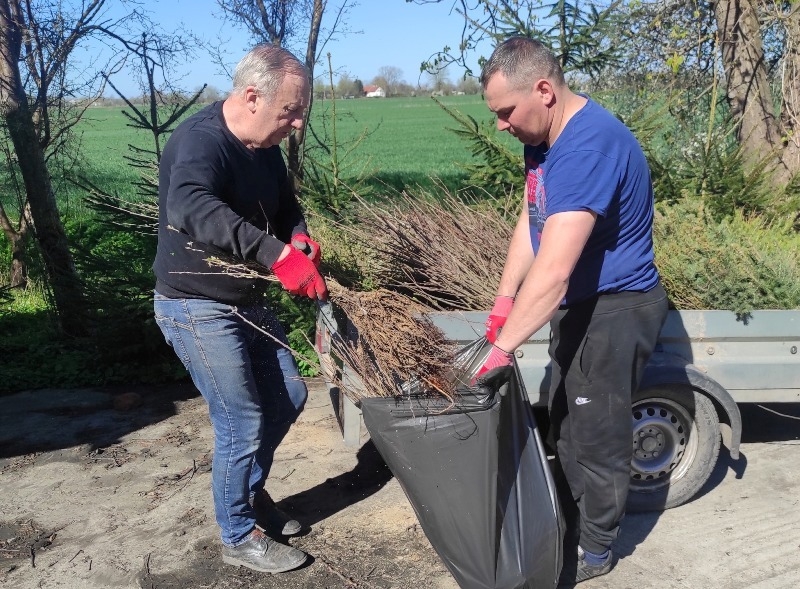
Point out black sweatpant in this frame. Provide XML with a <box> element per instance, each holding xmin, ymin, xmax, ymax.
<box><xmin>548</xmin><ymin>283</ymin><xmax>668</xmax><ymax>555</ymax></box>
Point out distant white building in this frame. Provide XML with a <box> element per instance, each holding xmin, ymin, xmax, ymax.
<box><xmin>363</xmin><ymin>84</ymin><xmax>386</xmax><ymax>98</ymax></box>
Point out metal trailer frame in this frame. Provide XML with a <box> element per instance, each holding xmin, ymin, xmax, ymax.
<box><xmin>317</xmin><ymin>309</ymin><xmax>800</xmax><ymax>510</ymax></box>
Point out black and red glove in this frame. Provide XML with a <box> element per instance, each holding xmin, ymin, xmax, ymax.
<box><xmin>271</xmin><ymin>247</ymin><xmax>328</xmax><ymax>299</ymax></box>
<box><xmin>485</xmin><ymin>295</ymin><xmax>514</xmax><ymax>343</ymax></box>
<box><xmin>471</xmin><ymin>343</ymin><xmax>514</xmax><ymax>386</ymax></box>
<box><xmin>291</xmin><ymin>233</ymin><xmax>322</xmax><ymax>268</ymax></box>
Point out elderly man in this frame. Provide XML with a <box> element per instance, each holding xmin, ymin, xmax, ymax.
<box><xmin>153</xmin><ymin>44</ymin><xmax>326</xmax><ymax>573</ymax></box>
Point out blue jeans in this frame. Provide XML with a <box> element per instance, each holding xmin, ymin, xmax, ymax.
<box><xmin>153</xmin><ymin>293</ymin><xmax>307</xmax><ymax>545</ymax></box>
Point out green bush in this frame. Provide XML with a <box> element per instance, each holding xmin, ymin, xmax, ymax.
<box><xmin>654</xmin><ymin>199</ymin><xmax>800</xmax><ymax>313</ymax></box>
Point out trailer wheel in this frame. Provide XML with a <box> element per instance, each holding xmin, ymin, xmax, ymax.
<box><xmin>626</xmin><ymin>385</ymin><xmax>720</xmax><ymax>513</ymax></box>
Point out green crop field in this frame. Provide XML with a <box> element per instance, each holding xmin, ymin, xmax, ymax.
<box><xmin>66</xmin><ymin>94</ymin><xmax>516</xmax><ymax>206</ymax></box>
<box><xmin>0</xmin><ymin>93</ymin><xmax>520</xmax><ymax>391</ymax></box>
<box><xmin>2</xmin><ymin>93</ymin><xmax>520</xmax><ymax>290</ymax></box>
<box><xmin>307</xmin><ymin>94</ymin><xmax>517</xmax><ymax>188</ymax></box>
<box><xmin>3</xmin><ymin>89</ymin><xmax>798</xmax><ymax>395</ymax></box>
<box><xmin>2</xmin><ymin>91</ymin><xmax>700</xmax><ymax>222</ymax></box>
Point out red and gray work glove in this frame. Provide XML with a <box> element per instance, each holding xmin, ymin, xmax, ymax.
<box><xmin>471</xmin><ymin>344</ymin><xmax>514</xmax><ymax>386</ymax></box>
<box><xmin>485</xmin><ymin>295</ymin><xmax>514</xmax><ymax>343</ymax></box>
<box><xmin>271</xmin><ymin>247</ymin><xmax>328</xmax><ymax>300</ymax></box>
<box><xmin>291</xmin><ymin>233</ymin><xmax>322</xmax><ymax>268</ymax></box>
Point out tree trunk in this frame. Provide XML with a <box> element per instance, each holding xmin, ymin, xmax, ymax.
<box><xmin>287</xmin><ymin>0</ymin><xmax>324</xmax><ymax>190</ymax></box>
<box><xmin>778</xmin><ymin>4</ymin><xmax>800</xmax><ymax>180</ymax></box>
<box><xmin>0</xmin><ymin>0</ymin><xmax>86</xmax><ymax>335</ymax></box>
<box><xmin>0</xmin><ymin>200</ymin><xmax>29</xmax><ymax>288</ymax></box>
<box><xmin>712</xmin><ymin>0</ymin><xmax>798</xmax><ymax>185</ymax></box>
<box><xmin>8</xmin><ymin>227</ymin><xmax>26</xmax><ymax>287</ymax></box>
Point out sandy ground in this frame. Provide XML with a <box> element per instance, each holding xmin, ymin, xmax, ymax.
<box><xmin>1</xmin><ymin>378</ymin><xmax>799</xmax><ymax>589</ymax></box>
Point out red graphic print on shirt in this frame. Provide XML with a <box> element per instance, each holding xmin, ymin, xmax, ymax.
<box><xmin>525</xmin><ymin>153</ymin><xmax>546</xmax><ymax>253</ymax></box>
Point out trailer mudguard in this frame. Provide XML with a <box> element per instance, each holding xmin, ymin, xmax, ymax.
<box><xmin>640</xmin><ymin>352</ymin><xmax>742</xmax><ymax>460</ymax></box>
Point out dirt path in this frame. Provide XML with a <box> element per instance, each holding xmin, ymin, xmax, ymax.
<box><xmin>585</xmin><ymin>403</ymin><xmax>800</xmax><ymax>589</ymax></box>
<box><xmin>0</xmin><ymin>379</ymin><xmax>456</xmax><ymax>589</ymax></box>
<box><xmin>1</xmin><ymin>380</ymin><xmax>799</xmax><ymax>589</ymax></box>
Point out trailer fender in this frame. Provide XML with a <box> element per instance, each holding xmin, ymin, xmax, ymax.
<box><xmin>640</xmin><ymin>352</ymin><xmax>742</xmax><ymax>460</ymax></box>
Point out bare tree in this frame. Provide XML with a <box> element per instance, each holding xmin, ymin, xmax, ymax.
<box><xmin>0</xmin><ymin>0</ymin><xmax>123</xmax><ymax>335</ymax></box>
<box><xmin>455</xmin><ymin>75</ymin><xmax>481</xmax><ymax>94</ymax></box>
<box><xmin>428</xmin><ymin>68</ymin><xmax>452</xmax><ymax>94</ymax></box>
<box><xmin>377</xmin><ymin>65</ymin><xmax>403</xmax><ymax>96</ymax></box>
<box><xmin>412</xmin><ymin>0</ymin><xmax>800</xmax><ymax>191</ymax></box>
<box><xmin>409</xmin><ymin>0</ymin><xmax>623</xmax><ymax>77</ymax></box>
<box><xmin>216</xmin><ymin>0</ymin><xmax>355</xmax><ymax>187</ymax></box>
<box><xmin>598</xmin><ymin>1</ymin><xmax>718</xmax><ymax>89</ymax></box>
<box><xmin>614</xmin><ymin>0</ymin><xmax>800</xmax><ymax>189</ymax></box>
<box><xmin>370</xmin><ymin>74</ymin><xmax>389</xmax><ymax>92</ymax></box>
<box><xmin>288</xmin><ymin>0</ymin><xmax>325</xmax><ymax>184</ymax></box>
<box><xmin>335</xmin><ymin>72</ymin><xmax>353</xmax><ymax>96</ymax></box>
<box><xmin>201</xmin><ymin>85</ymin><xmax>223</xmax><ymax>103</ymax></box>
<box><xmin>0</xmin><ymin>132</ymin><xmax>31</xmax><ymax>287</ymax></box>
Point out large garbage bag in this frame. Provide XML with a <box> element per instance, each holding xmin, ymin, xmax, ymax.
<box><xmin>360</xmin><ymin>341</ymin><xmax>564</xmax><ymax>589</ymax></box>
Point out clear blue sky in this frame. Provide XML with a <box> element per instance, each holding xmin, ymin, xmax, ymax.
<box><xmin>95</xmin><ymin>0</ymin><xmax>485</xmax><ymax>96</ymax></box>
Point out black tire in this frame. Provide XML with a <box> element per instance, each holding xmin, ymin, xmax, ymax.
<box><xmin>626</xmin><ymin>385</ymin><xmax>721</xmax><ymax>513</ymax></box>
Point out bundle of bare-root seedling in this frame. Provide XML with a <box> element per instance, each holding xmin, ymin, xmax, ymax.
<box><xmin>197</xmin><ymin>186</ymin><xmax>516</xmax><ymax>403</ymax></box>
<box><xmin>200</xmin><ymin>256</ymin><xmax>459</xmax><ymax>401</ymax></box>
<box><xmin>324</xmin><ymin>280</ymin><xmax>459</xmax><ymax>401</ymax></box>
<box><xmin>301</xmin><ymin>187</ymin><xmax>518</xmax><ymax>402</ymax></box>
<box><xmin>321</xmin><ymin>186</ymin><xmax>514</xmax><ymax>311</ymax></box>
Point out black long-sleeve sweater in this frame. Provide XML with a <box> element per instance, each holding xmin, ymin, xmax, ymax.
<box><xmin>153</xmin><ymin>101</ymin><xmax>307</xmax><ymax>304</ymax></box>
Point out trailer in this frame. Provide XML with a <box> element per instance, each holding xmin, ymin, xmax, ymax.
<box><xmin>316</xmin><ymin>309</ymin><xmax>800</xmax><ymax>512</ymax></box>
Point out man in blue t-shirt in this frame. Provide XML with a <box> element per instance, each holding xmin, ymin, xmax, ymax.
<box><xmin>475</xmin><ymin>37</ymin><xmax>669</xmax><ymax>585</ymax></box>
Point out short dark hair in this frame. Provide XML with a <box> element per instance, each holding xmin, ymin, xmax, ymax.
<box><xmin>480</xmin><ymin>37</ymin><xmax>565</xmax><ymax>91</ymax></box>
<box><xmin>232</xmin><ymin>44</ymin><xmax>308</xmax><ymax>99</ymax></box>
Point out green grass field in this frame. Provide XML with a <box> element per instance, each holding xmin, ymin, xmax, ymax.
<box><xmin>308</xmin><ymin>94</ymin><xmax>516</xmax><ymax>188</ymax></box>
<box><xmin>1</xmin><ymin>88</ymin><xmax>722</xmax><ymax>222</ymax></box>
<box><xmin>1</xmin><ymin>93</ymin><xmax>515</xmax><ymax>285</ymax></box>
<box><xmin>67</xmin><ymin>94</ymin><xmax>516</xmax><ymax>205</ymax></box>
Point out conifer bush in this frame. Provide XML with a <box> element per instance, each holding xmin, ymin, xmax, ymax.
<box><xmin>653</xmin><ymin>199</ymin><xmax>800</xmax><ymax>313</ymax></box>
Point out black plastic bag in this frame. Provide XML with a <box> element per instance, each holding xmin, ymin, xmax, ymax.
<box><xmin>361</xmin><ymin>341</ymin><xmax>564</xmax><ymax>589</ymax></box>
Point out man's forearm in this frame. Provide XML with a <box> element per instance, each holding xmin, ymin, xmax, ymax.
<box><xmin>493</xmin><ymin>209</ymin><xmax>596</xmax><ymax>353</ymax></box>
<box><xmin>496</xmin><ymin>203</ymin><xmax>534</xmax><ymax>297</ymax></box>
<box><xmin>494</xmin><ymin>266</ymin><xmax>566</xmax><ymax>353</ymax></box>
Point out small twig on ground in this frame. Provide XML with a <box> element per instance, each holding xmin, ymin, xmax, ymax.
<box><xmin>272</xmin><ymin>453</ymin><xmax>308</xmax><ymax>462</ymax></box>
<box><xmin>317</xmin><ymin>552</ymin><xmax>378</xmax><ymax>588</ymax></box>
<box><xmin>160</xmin><ymin>460</ymin><xmax>200</xmax><ymax>501</ymax></box>
<box><xmin>28</xmin><ymin>524</ymin><xmax>67</xmax><ymax>569</ymax></box>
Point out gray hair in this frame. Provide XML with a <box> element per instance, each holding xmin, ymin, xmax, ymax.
<box><xmin>480</xmin><ymin>37</ymin><xmax>565</xmax><ymax>91</ymax></box>
<box><xmin>231</xmin><ymin>44</ymin><xmax>308</xmax><ymax>98</ymax></box>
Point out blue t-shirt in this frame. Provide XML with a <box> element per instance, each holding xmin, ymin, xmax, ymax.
<box><xmin>524</xmin><ymin>98</ymin><xmax>659</xmax><ymax>305</ymax></box>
